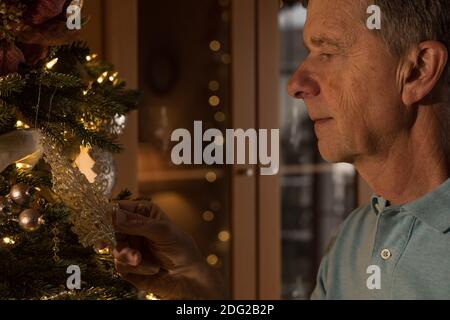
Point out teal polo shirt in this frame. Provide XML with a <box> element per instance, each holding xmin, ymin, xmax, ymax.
<box><xmin>311</xmin><ymin>178</ymin><xmax>450</xmax><ymax>299</ymax></box>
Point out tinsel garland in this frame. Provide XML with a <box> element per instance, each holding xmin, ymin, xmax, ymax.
<box><xmin>40</xmin><ymin>131</ymin><xmax>116</xmax><ymax>248</ymax></box>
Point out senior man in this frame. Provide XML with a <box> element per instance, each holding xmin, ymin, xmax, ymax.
<box><xmin>112</xmin><ymin>0</ymin><xmax>450</xmax><ymax>299</ymax></box>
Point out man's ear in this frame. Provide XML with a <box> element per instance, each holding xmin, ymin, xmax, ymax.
<box><xmin>401</xmin><ymin>41</ymin><xmax>448</xmax><ymax>105</ymax></box>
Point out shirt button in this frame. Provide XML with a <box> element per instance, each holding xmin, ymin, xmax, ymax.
<box><xmin>380</xmin><ymin>249</ymin><xmax>392</xmax><ymax>260</ymax></box>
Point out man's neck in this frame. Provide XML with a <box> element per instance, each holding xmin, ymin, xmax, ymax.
<box><xmin>355</xmin><ymin>105</ymin><xmax>450</xmax><ymax>205</ymax></box>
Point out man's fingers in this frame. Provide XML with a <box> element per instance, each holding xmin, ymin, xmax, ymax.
<box><xmin>112</xmin><ymin>246</ymin><xmax>142</xmax><ymax>266</ymax></box>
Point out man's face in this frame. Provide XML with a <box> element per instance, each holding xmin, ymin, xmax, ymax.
<box><xmin>288</xmin><ymin>0</ymin><xmax>409</xmax><ymax>163</ymax></box>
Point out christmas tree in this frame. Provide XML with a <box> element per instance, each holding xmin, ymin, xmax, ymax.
<box><xmin>0</xmin><ymin>0</ymin><xmax>141</xmax><ymax>299</ymax></box>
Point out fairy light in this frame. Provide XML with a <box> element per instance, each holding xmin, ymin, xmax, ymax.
<box><xmin>208</xmin><ymin>80</ymin><xmax>220</xmax><ymax>91</ymax></box>
<box><xmin>2</xmin><ymin>237</ymin><xmax>15</xmax><ymax>245</ymax></box>
<box><xmin>15</xmin><ymin>120</ymin><xmax>30</xmax><ymax>129</ymax></box>
<box><xmin>145</xmin><ymin>293</ymin><xmax>159</xmax><ymax>300</ymax></box>
<box><xmin>221</xmin><ymin>53</ymin><xmax>231</xmax><ymax>64</ymax></box>
<box><xmin>16</xmin><ymin>163</ymin><xmax>32</xmax><ymax>170</ymax></box>
<box><xmin>205</xmin><ymin>171</ymin><xmax>217</xmax><ymax>183</ymax></box>
<box><xmin>45</xmin><ymin>58</ymin><xmax>58</xmax><ymax>69</ymax></box>
<box><xmin>218</xmin><ymin>231</ymin><xmax>230</xmax><ymax>242</ymax></box>
<box><xmin>207</xmin><ymin>254</ymin><xmax>219</xmax><ymax>266</ymax></box>
<box><xmin>202</xmin><ymin>210</ymin><xmax>215</xmax><ymax>222</ymax></box>
<box><xmin>85</xmin><ymin>54</ymin><xmax>98</xmax><ymax>62</ymax></box>
<box><xmin>209</xmin><ymin>95</ymin><xmax>220</xmax><ymax>107</ymax></box>
<box><xmin>96</xmin><ymin>247</ymin><xmax>109</xmax><ymax>255</ymax></box>
<box><xmin>214</xmin><ymin>111</ymin><xmax>226</xmax><ymax>122</ymax></box>
<box><xmin>209</xmin><ymin>40</ymin><xmax>221</xmax><ymax>52</ymax></box>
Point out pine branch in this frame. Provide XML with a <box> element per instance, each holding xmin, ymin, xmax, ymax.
<box><xmin>0</xmin><ymin>100</ymin><xmax>16</xmax><ymax>134</ymax></box>
<box><xmin>38</xmin><ymin>72</ymin><xmax>84</xmax><ymax>88</ymax></box>
<box><xmin>0</xmin><ymin>73</ymin><xmax>25</xmax><ymax>97</ymax></box>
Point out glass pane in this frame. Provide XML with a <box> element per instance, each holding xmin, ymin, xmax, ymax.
<box><xmin>137</xmin><ymin>0</ymin><xmax>232</xmax><ymax>298</ymax></box>
<box><xmin>279</xmin><ymin>1</ymin><xmax>357</xmax><ymax>300</ymax></box>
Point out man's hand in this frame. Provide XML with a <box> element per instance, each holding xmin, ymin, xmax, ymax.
<box><xmin>111</xmin><ymin>200</ymin><xmax>225</xmax><ymax>300</ymax></box>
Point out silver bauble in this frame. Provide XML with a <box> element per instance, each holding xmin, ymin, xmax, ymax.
<box><xmin>9</xmin><ymin>183</ymin><xmax>32</xmax><ymax>205</ymax></box>
<box><xmin>18</xmin><ymin>209</ymin><xmax>42</xmax><ymax>231</ymax></box>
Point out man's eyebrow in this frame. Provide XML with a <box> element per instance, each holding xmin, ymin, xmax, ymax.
<box><xmin>304</xmin><ymin>35</ymin><xmax>344</xmax><ymax>50</ymax></box>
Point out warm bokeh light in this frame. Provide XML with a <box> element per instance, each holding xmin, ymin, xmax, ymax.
<box><xmin>214</xmin><ymin>111</ymin><xmax>226</xmax><ymax>122</ymax></box>
<box><xmin>205</xmin><ymin>171</ymin><xmax>217</xmax><ymax>183</ymax></box>
<box><xmin>202</xmin><ymin>210</ymin><xmax>215</xmax><ymax>222</ymax></box>
<box><xmin>45</xmin><ymin>58</ymin><xmax>58</xmax><ymax>69</ymax></box>
<box><xmin>209</xmin><ymin>40</ymin><xmax>221</xmax><ymax>52</ymax></box>
<box><xmin>221</xmin><ymin>53</ymin><xmax>231</xmax><ymax>64</ymax></box>
<box><xmin>207</xmin><ymin>254</ymin><xmax>219</xmax><ymax>265</ymax></box>
<box><xmin>208</xmin><ymin>80</ymin><xmax>220</xmax><ymax>91</ymax></box>
<box><xmin>2</xmin><ymin>237</ymin><xmax>15</xmax><ymax>245</ymax></box>
<box><xmin>209</xmin><ymin>95</ymin><xmax>220</xmax><ymax>107</ymax></box>
<box><xmin>218</xmin><ymin>230</ymin><xmax>230</xmax><ymax>242</ymax></box>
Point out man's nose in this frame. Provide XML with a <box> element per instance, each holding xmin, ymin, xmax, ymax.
<box><xmin>287</xmin><ymin>65</ymin><xmax>320</xmax><ymax>100</ymax></box>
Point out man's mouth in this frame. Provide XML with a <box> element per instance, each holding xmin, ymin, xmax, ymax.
<box><xmin>313</xmin><ymin>117</ymin><xmax>333</xmax><ymax>124</ymax></box>
<box><xmin>313</xmin><ymin>118</ymin><xmax>333</xmax><ymax>133</ymax></box>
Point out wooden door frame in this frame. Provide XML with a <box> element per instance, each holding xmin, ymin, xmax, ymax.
<box><xmin>231</xmin><ymin>0</ymin><xmax>281</xmax><ymax>300</ymax></box>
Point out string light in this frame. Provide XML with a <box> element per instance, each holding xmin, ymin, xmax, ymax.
<box><xmin>85</xmin><ymin>54</ymin><xmax>98</xmax><ymax>62</ymax></box>
<box><xmin>2</xmin><ymin>237</ymin><xmax>15</xmax><ymax>245</ymax></box>
<box><xmin>145</xmin><ymin>293</ymin><xmax>159</xmax><ymax>300</ymax></box>
<box><xmin>16</xmin><ymin>163</ymin><xmax>32</xmax><ymax>170</ymax></box>
<box><xmin>96</xmin><ymin>247</ymin><xmax>109</xmax><ymax>255</ymax></box>
<box><xmin>208</xmin><ymin>80</ymin><xmax>220</xmax><ymax>91</ymax></box>
<box><xmin>214</xmin><ymin>111</ymin><xmax>226</xmax><ymax>122</ymax></box>
<box><xmin>45</xmin><ymin>58</ymin><xmax>58</xmax><ymax>69</ymax></box>
<box><xmin>15</xmin><ymin>120</ymin><xmax>30</xmax><ymax>129</ymax></box>
<box><xmin>218</xmin><ymin>230</ymin><xmax>230</xmax><ymax>242</ymax></box>
<box><xmin>207</xmin><ymin>254</ymin><xmax>219</xmax><ymax>266</ymax></box>
<box><xmin>209</xmin><ymin>95</ymin><xmax>220</xmax><ymax>107</ymax></box>
<box><xmin>205</xmin><ymin>171</ymin><xmax>217</xmax><ymax>183</ymax></box>
<box><xmin>221</xmin><ymin>53</ymin><xmax>231</xmax><ymax>64</ymax></box>
<box><xmin>209</xmin><ymin>40</ymin><xmax>221</xmax><ymax>52</ymax></box>
<box><xmin>202</xmin><ymin>210</ymin><xmax>215</xmax><ymax>222</ymax></box>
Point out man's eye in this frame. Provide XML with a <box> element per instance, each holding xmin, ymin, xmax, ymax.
<box><xmin>320</xmin><ymin>53</ymin><xmax>333</xmax><ymax>60</ymax></box>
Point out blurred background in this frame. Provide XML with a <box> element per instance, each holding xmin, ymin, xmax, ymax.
<box><xmin>81</xmin><ymin>0</ymin><xmax>373</xmax><ymax>300</ymax></box>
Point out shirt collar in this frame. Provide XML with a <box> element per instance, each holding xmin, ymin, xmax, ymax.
<box><xmin>371</xmin><ymin>178</ymin><xmax>450</xmax><ymax>233</ymax></box>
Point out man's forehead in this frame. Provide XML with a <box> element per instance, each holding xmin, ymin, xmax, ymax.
<box><xmin>303</xmin><ymin>0</ymin><xmax>366</xmax><ymax>47</ymax></box>
<box><xmin>304</xmin><ymin>0</ymin><xmax>366</xmax><ymax>31</ymax></box>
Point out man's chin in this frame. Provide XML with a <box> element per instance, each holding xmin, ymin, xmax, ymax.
<box><xmin>317</xmin><ymin>141</ymin><xmax>354</xmax><ymax>164</ymax></box>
